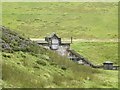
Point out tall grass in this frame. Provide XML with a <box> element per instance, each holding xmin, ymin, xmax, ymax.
<box><xmin>2</xmin><ymin>50</ymin><xmax>118</xmax><ymax>88</ymax></box>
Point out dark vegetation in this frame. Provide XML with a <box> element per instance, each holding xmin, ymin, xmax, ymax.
<box><xmin>1</xmin><ymin>26</ymin><xmax>45</xmax><ymax>54</ymax></box>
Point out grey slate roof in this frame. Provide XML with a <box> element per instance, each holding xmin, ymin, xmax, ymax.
<box><xmin>103</xmin><ymin>61</ymin><xmax>113</xmax><ymax>64</ymax></box>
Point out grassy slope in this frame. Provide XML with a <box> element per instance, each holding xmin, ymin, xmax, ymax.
<box><xmin>71</xmin><ymin>42</ymin><xmax>118</xmax><ymax>65</ymax></box>
<box><xmin>1</xmin><ymin>2</ymin><xmax>119</xmax><ymax>88</ymax></box>
<box><xmin>2</xmin><ymin>2</ymin><xmax>118</xmax><ymax>39</ymax></box>
<box><xmin>2</xmin><ymin>52</ymin><xmax>118</xmax><ymax>88</ymax></box>
<box><xmin>1</xmin><ymin>27</ymin><xmax>118</xmax><ymax>88</ymax></box>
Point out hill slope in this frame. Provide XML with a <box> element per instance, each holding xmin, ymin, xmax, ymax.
<box><xmin>2</xmin><ymin>2</ymin><xmax>118</xmax><ymax>39</ymax></box>
<box><xmin>1</xmin><ymin>26</ymin><xmax>118</xmax><ymax>88</ymax></box>
<box><xmin>71</xmin><ymin>42</ymin><xmax>118</xmax><ymax>65</ymax></box>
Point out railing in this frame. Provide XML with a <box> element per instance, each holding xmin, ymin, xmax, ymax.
<box><xmin>67</xmin><ymin>49</ymin><xmax>119</xmax><ymax>70</ymax></box>
<box><xmin>67</xmin><ymin>49</ymin><xmax>96</xmax><ymax>68</ymax></box>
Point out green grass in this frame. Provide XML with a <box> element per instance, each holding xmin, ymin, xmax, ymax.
<box><xmin>71</xmin><ymin>42</ymin><xmax>118</xmax><ymax>65</ymax></box>
<box><xmin>2</xmin><ymin>2</ymin><xmax>118</xmax><ymax>39</ymax></box>
<box><xmin>1</xmin><ymin>2</ymin><xmax>119</xmax><ymax>88</ymax></box>
<box><xmin>2</xmin><ymin>51</ymin><xmax>118</xmax><ymax>88</ymax></box>
<box><xmin>1</xmin><ymin>26</ymin><xmax>118</xmax><ymax>88</ymax></box>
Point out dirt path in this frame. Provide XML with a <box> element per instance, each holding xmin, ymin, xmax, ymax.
<box><xmin>30</xmin><ymin>38</ymin><xmax>119</xmax><ymax>42</ymax></box>
<box><xmin>70</xmin><ymin>39</ymin><xmax>119</xmax><ymax>42</ymax></box>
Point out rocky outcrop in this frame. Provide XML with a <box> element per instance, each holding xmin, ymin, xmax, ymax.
<box><xmin>1</xmin><ymin>26</ymin><xmax>45</xmax><ymax>54</ymax></box>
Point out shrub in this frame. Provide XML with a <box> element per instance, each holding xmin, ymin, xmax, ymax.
<box><xmin>60</xmin><ymin>65</ymin><xmax>67</xmax><ymax>70</ymax></box>
<box><xmin>36</xmin><ymin>60</ymin><xmax>46</xmax><ymax>66</ymax></box>
<box><xmin>50</xmin><ymin>62</ymin><xmax>57</xmax><ymax>66</ymax></box>
<box><xmin>33</xmin><ymin>65</ymin><xmax>40</xmax><ymax>69</ymax></box>
<box><xmin>2</xmin><ymin>53</ymin><xmax>12</xmax><ymax>58</ymax></box>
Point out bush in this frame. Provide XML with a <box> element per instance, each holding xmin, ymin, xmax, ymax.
<box><xmin>2</xmin><ymin>53</ymin><xmax>12</xmax><ymax>58</ymax></box>
<box><xmin>33</xmin><ymin>65</ymin><xmax>40</xmax><ymax>69</ymax></box>
<box><xmin>36</xmin><ymin>60</ymin><xmax>46</xmax><ymax>66</ymax></box>
<box><xmin>60</xmin><ymin>65</ymin><xmax>67</xmax><ymax>70</ymax></box>
<box><xmin>50</xmin><ymin>62</ymin><xmax>57</xmax><ymax>66</ymax></box>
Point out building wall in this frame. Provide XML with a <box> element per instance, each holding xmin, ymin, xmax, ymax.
<box><xmin>103</xmin><ymin>64</ymin><xmax>113</xmax><ymax>70</ymax></box>
<box><xmin>56</xmin><ymin>45</ymin><xmax>70</xmax><ymax>56</ymax></box>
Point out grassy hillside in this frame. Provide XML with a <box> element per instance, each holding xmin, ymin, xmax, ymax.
<box><xmin>1</xmin><ymin>2</ymin><xmax>119</xmax><ymax>88</ymax></box>
<box><xmin>2</xmin><ymin>52</ymin><xmax>118</xmax><ymax>88</ymax></box>
<box><xmin>71</xmin><ymin>42</ymin><xmax>118</xmax><ymax>65</ymax></box>
<box><xmin>2</xmin><ymin>2</ymin><xmax>118</xmax><ymax>39</ymax></box>
<box><xmin>1</xmin><ymin>26</ymin><xmax>118</xmax><ymax>88</ymax></box>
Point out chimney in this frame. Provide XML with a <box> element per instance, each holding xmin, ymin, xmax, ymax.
<box><xmin>71</xmin><ymin>37</ymin><xmax>73</xmax><ymax>44</ymax></box>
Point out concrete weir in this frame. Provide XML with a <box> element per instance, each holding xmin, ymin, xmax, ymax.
<box><xmin>31</xmin><ymin>33</ymin><xmax>119</xmax><ymax>70</ymax></box>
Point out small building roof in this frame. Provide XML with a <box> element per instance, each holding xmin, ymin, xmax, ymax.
<box><xmin>49</xmin><ymin>32</ymin><xmax>56</xmax><ymax>37</ymax></box>
<box><xmin>46</xmin><ymin>32</ymin><xmax>60</xmax><ymax>39</ymax></box>
<box><xmin>31</xmin><ymin>39</ymin><xmax>71</xmax><ymax>44</ymax></box>
<box><xmin>103</xmin><ymin>61</ymin><xmax>113</xmax><ymax>64</ymax></box>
